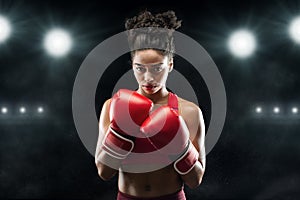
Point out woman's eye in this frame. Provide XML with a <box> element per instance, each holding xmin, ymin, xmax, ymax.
<box><xmin>136</xmin><ymin>67</ymin><xmax>145</xmax><ymax>72</ymax></box>
<box><xmin>154</xmin><ymin>67</ymin><xmax>163</xmax><ymax>72</ymax></box>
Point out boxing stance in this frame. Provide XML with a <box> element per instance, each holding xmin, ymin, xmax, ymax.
<box><xmin>95</xmin><ymin>10</ymin><xmax>206</xmax><ymax>200</ymax></box>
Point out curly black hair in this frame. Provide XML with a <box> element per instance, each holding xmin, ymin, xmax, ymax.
<box><xmin>125</xmin><ymin>10</ymin><xmax>182</xmax><ymax>59</ymax></box>
<box><xmin>125</xmin><ymin>10</ymin><xmax>181</xmax><ymax>30</ymax></box>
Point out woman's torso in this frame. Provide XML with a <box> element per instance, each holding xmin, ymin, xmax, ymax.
<box><xmin>118</xmin><ymin>94</ymin><xmax>187</xmax><ymax>198</ymax></box>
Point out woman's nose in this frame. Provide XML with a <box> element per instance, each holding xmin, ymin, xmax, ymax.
<box><xmin>144</xmin><ymin>71</ymin><xmax>154</xmax><ymax>82</ymax></box>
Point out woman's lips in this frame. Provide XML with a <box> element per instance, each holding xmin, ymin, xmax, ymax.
<box><xmin>142</xmin><ymin>85</ymin><xmax>157</xmax><ymax>91</ymax></box>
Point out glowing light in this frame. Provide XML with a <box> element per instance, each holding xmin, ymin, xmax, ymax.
<box><xmin>255</xmin><ymin>106</ymin><xmax>262</xmax><ymax>113</ymax></box>
<box><xmin>273</xmin><ymin>107</ymin><xmax>280</xmax><ymax>114</ymax></box>
<box><xmin>289</xmin><ymin>16</ymin><xmax>300</xmax><ymax>44</ymax></box>
<box><xmin>292</xmin><ymin>107</ymin><xmax>298</xmax><ymax>114</ymax></box>
<box><xmin>228</xmin><ymin>29</ymin><xmax>256</xmax><ymax>58</ymax></box>
<box><xmin>0</xmin><ymin>15</ymin><xmax>11</xmax><ymax>43</ymax></box>
<box><xmin>44</xmin><ymin>28</ymin><xmax>72</xmax><ymax>57</ymax></box>
<box><xmin>1</xmin><ymin>107</ymin><xmax>8</xmax><ymax>114</ymax></box>
<box><xmin>19</xmin><ymin>107</ymin><xmax>26</xmax><ymax>114</ymax></box>
<box><xmin>37</xmin><ymin>107</ymin><xmax>44</xmax><ymax>113</ymax></box>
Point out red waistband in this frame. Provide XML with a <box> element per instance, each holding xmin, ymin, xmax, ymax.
<box><xmin>117</xmin><ymin>189</ymin><xmax>186</xmax><ymax>200</ymax></box>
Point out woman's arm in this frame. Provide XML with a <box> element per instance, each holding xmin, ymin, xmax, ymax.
<box><xmin>179</xmin><ymin>103</ymin><xmax>206</xmax><ymax>188</ymax></box>
<box><xmin>95</xmin><ymin>99</ymin><xmax>119</xmax><ymax>181</ymax></box>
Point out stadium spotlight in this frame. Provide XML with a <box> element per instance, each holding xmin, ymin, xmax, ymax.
<box><xmin>273</xmin><ymin>107</ymin><xmax>280</xmax><ymax>114</ymax></box>
<box><xmin>255</xmin><ymin>106</ymin><xmax>262</xmax><ymax>113</ymax></box>
<box><xmin>292</xmin><ymin>107</ymin><xmax>298</xmax><ymax>114</ymax></box>
<box><xmin>228</xmin><ymin>29</ymin><xmax>256</xmax><ymax>58</ymax></box>
<box><xmin>44</xmin><ymin>28</ymin><xmax>72</xmax><ymax>57</ymax></box>
<box><xmin>37</xmin><ymin>106</ymin><xmax>44</xmax><ymax>113</ymax></box>
<box><xmin>289</xmin><ymin>16</ymin><xmax>300</xmax><ymax>44</ymax></box>
<box><xmin>19</xmin><ymin>106</ymin><xmax>26</xmax><ymax>114</ymax></box>
<box><xmin>0</xmin><ymin>15</ymin><xmax>11</xmax><ymax>43</ymax></box>
<box><xmin>1</xmin><ymin>107</ymin><xmax>8</xmax><ymax>114</ymax></box>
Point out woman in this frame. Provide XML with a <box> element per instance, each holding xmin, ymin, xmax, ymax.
<box><xmin>95</xmin><ymin>10</ymin><xmax>206</xmax><ymax>200</ymax></box>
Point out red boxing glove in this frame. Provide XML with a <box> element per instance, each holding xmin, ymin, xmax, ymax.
<box><xmin>102</xmin><ymin>89</ymin><xmax>153</xmax><ymax>159</ymax></box>
<box><xmin>140</xmin><ymin>105</ymin><xmax>190</xmax><ymax>161</ymax></box>
<box><xmin>140</xmin><ymin>105</ymin><xmax>199</xmax><ymax>174</ymax></box>
<box><xmin>174</xmin><ymin>141</ymin><xmax>199</xmax><ymax>175</ymax></box>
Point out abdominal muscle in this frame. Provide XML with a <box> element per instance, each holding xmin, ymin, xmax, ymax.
<box><xmin>118</xmin><ymin>164</ymin><xmax>183</xmax><ymax>198</ymax></box>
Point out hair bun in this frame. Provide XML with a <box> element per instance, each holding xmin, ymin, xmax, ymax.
<box><xmin>125</xmin><ymin>10</ymin><xmax>181</xmax><ymax>30</ymax></box>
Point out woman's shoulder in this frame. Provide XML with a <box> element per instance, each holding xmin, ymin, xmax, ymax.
<box><xmin>100</xmin><ymin>98</ymin><xmax>112</xmax><ymax>115</ymax></box>
<box><xmin>176</xmin><ymin>96</ymin><xmax>204</xmax><ymax>140</ymax></box>
<box><xmin>177</xmin><ymin>97</ymin><xmax>201</xmax><ymax>112</ymax></box>
<box><xmin>176</xmin><ymin>96</ymin><xmax>203</xmax><ymax>122</ymax></box>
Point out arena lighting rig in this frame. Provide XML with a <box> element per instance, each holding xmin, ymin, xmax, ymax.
<box><xmin>0</xmin><ymin>104</ymin><xmax>299</xmax><ymax>122</ymax></box>
<box><xmin>1</xmin><ymin>13</ymin><xmax>300</xmax><ymax>57</ymax></box>
<box><xmin>253</xmin><ymin>105</ymin><xmax>299</xmax><ymax>120</ymax></box>
<box><xmin>0</xmin><ymin>106</ymin><xmax>45</xmax><ymax>116</ymax></box>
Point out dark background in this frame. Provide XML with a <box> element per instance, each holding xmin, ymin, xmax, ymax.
<box><xmin>0</xmin><ymin>0</ymin><xmax>300</xmax><ymax>199</ymax></box>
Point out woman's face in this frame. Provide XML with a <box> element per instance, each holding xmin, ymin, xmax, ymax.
<box><xmin>132</xmin><ymin>49</ymin><xmax>173</xmax><ymax>95</ymax></box>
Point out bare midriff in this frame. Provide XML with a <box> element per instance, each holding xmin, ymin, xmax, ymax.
<box><xmin>118</xmin><ymin>164</ymin><xmax>183</xmax><ymax>198</ymax></box>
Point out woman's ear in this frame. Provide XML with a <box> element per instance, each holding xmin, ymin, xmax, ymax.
<box><xmin>168</xmin><ymin>58</ymin><xmax>174</xmax><ymax>72</ymax></box>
